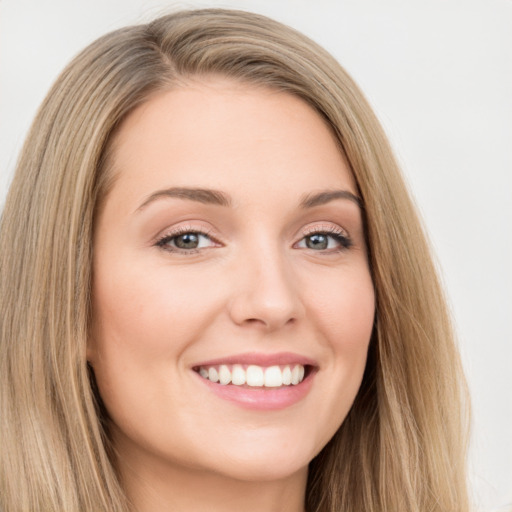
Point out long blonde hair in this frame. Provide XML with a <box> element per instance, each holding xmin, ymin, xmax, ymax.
<box><xmin>0</xmin><ymin>8</ymin><xmax>470</xmax><ymax>511</ymax></box>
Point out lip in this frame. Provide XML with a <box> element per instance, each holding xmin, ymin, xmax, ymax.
<box><xmin>191</xmin><ymin>352</ymin><xmax>318</xmax><ymax>411</ymax></box>
<box><xmin>192</xmin><ymin>351</ymin><xmax>317</xmax><ymax>368</ymax></box>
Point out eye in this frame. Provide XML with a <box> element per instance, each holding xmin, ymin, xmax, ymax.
<box><xmin>156</xmin><ymin>230</ymin><xmax>216</xmax><ymax>252</ymax></box>
<box><xmin>295</xmin><ymin>229</ymin><xmax>352</xmax><ymax>252</ymax></box>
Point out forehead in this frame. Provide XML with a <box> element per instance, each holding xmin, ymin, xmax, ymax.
<box><xmin>106</xmin><ymin>78</ymin><xmax>356</xmax><ymax>209</ymax></box>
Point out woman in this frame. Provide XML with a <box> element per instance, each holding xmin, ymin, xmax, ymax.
<box><xmin>0</xmin><ymin>8</ymin><xmax>470</xmax><ymax>512</ymax></box>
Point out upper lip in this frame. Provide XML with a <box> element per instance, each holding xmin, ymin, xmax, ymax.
<box><xmin>192</xmin><ymin>351</ymin><xmax>317</xmax><ymax>368</ymax></box>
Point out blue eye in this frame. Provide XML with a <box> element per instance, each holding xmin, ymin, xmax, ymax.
<box><xmin>297</xmin><ymin>231</ymin><xmax>351</xmax><ymax>251</ymax></box>
<box><xmin>156</xmin><ymin>231</ymin><xmax>215</xmax><ymax>252</ymax></box>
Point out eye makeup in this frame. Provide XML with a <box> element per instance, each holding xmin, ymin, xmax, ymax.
<box><xmin>155</xmin><ymin>225</ymin><xmax>220</xmax><ymax>254</ymax></box>
<box><xmin>154</xmin><ymin>223</ymin><xmax>353</xmax><ymax>257</ymax></box>
<box><xmin>296</xmin><ymin>225</ymin><xmax>352</xmax><ymax>252</ymax></box>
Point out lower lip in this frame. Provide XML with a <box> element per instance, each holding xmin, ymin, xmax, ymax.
<box><xmin>193</xmin><ymin>371</ymin><xmax>316</xmax><ymax>411</ymax></box>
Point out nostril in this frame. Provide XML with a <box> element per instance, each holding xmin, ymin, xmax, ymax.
<box><xmin>241</xmin><ymin>315</ymin><xmax>298</xmax><ymax>329</ymax></box>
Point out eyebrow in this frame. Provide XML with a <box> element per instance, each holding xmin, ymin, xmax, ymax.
<box><xmin>299</xmin><ymin>190</ymin><xmax>363</xmax><ymax>209</ymax></box>
<box><xmin>136</xmin><ymin>186</ymin><xmax>362</xmax><ymax>212</ymax></box>
<box><xmin>137</xmin><ymin>187</ymin><xmax>231</xmax><ymax>211</ymax></box>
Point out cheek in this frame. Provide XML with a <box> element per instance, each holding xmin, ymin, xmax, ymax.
<box><xmin>88</xmin><ymin>265</ymin><xmax>208</xmax><ymax>446</ymax></box>
<box><xmin>289</xmin><ymin>264</ymin><xmax>374</xmax><ymax>453</ymax></box>
<box><xmin>303</xmin><ymin>264</ymin><xmax>374</xmax><ymax>396</ymax></box>
<box><xmin>88</xmin><ymin>259</ymin><xmax>215</xmax><ymax>418</ymax></box>
<box><xmin>90</xmin><ymin>256</ymin><xmax>218</xmax><ymax>361</ymax></box>
<box><xmin>305</xmin><ymin>264</ymin><xmax>375</xmax><ymax>351</ymax></box>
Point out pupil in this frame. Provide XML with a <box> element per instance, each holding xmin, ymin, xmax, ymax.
<box><xmin>176</xmin><ymin>233</ymin><xmax>199</xmax><ymax>249</ymax></box>
<box><xmin>306</xmin><ymin>234</ymin><xmax>328</xmax><ymax>250</ymax></box>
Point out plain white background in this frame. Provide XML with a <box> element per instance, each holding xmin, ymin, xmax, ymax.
<box><xmin>1</xmin><ymin>0</ymin><xmax>510</xmax><ymax>509</ymax></box>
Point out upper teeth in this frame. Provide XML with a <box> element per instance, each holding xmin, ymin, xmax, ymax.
<box><xmin>197</xmin><ymin>364</ymin><xmax>306</xmax><ymax>387</ymax></box>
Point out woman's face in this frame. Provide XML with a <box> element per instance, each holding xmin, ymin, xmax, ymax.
<box><xmin>89</xmin><ymin>79</ymin><xmax>375</xmax><ymax>483</ymax></box>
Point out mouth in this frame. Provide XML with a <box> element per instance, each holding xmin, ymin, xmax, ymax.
<box><xmin>191</xmin><ymin>353</ymin><xmax>317</xmax><ymax>410</ymax></box>
<box><xmin>193</xmin><ymin>363</ymin><xmax>311</xmax><ymax>388</ymax></box>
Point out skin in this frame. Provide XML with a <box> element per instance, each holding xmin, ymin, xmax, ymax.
<box><xmin>88</xmin><ymin>79</ymin><xmax>375</xmax><ymax>512</ymax></box>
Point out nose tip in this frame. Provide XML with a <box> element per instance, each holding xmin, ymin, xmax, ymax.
<box><xmin>228</xmin><ymin>260</ymin><xmax>304</xmax><ymax>331</ymax></box>
<box><xmin>235</xmin><ymin>302</ymin><xmax>297</xmax><ymax>331</ymax></box>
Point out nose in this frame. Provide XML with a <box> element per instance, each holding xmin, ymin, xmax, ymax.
<box><xmin>228</xmin><ymin>248</ymin><xmax>305</xmax><ymax>331</ymax></box>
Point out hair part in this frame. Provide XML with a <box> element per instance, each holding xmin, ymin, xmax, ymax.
<box><xmin>0</xmin><ymin>8</ymin><xmax>470</xmax><ymax>511</ymax></box>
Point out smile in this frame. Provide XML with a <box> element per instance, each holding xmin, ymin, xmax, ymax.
<box><xmin>195</xmin><ymin>364</ymin><xmax>306</xmax><ymax>387</ymax></box>
<box><xmin>191</xmin><ymin>353</ymin><xmax>317</xmax><ymax>410</ymax></box>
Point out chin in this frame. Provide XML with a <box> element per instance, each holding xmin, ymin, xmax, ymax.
<box><xmin>209</xmin><ymin>454</ymin><xmax>311</xmax><ymax>483</ymax></box>
<box><xmin>194</xmin><ymin>432</ymin><xmax>321</xmax><ymax>482</ymax></box>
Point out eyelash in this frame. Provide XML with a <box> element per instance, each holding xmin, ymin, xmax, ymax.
<box><xmin>298</xmin><ymin>226</ymin><xmax>352</xmax><ymax>252</ymax></box>
<box><xmin>155</xmin><ymin>226</ymin><xmax>217</xmax><ymax>254</ymax></box>
<box><xmin>155</xmin><ymin>225</ymin><xmax>352</xmax><ymax>254</ymax></box>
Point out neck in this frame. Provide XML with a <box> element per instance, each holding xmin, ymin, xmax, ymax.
<box><xmin>118</xmin><ymin>458</ymin><xmax>308</xmax><ymax>512</ymax></box>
